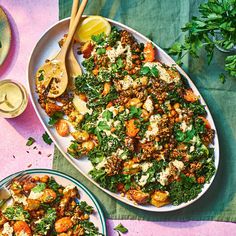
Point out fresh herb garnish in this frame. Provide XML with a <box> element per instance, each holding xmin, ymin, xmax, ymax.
<box><xmin>32</xmin><ymin>183</ymin><xmax>46</xmax><ymax>193</ymax></box>
<box><xmin>34</xmin><ymin>208</ymin><xmax>57</xmax><ymax>235</ymax></box>
<box><xmin>42</xmin><ymin>132</ymin><xmax>53</xmax><ymax>145</ymax></box>
<box><xmin>168</xmin><ymin>0</ymin><xmax>236</xmax><ymax>81</ymax></box>
<box><xmin>102</xmin><ymin>110</ymin><xmax>113</xmax><ymax>120</ymax></box>
<box><xmin>38</xmin><ymin>70</ymin><xmax>44</xmax><ymax>81</ymax></box>
<box><xmin>26</xmin><ymin>137</ymin><xmax>35</xmax><ymax>146</ymax></box>
<box><xmin>78</xmin><ymin>201</ymin><xmax>94</xmax><ymax>214</ymax></box>
<box><xmin>114</xmin><ymin>223</ymin><xmax>128</xmax><ymax>234</ymax></box>
<box><xmin>98</xmin><ymin>121</ymin><xmax>110</xmax><ymax>130</ymax></box>
<box><xmin>140</xmin><ymin>65</ymin><xmax>159</xmax><ymax>77</ymax></box>
<box><xmin>3</xmin><ymin>206</ymin><xmax>30</xmax><ymax>221</ymax></box>
<box><xmin>48</xmin><ymin>111</ymin><xmax>64</xmax><ymax>126</ymax></box>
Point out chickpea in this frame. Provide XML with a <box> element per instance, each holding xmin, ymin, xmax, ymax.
<box><xmin>171</xmin><ymin>110</ymin><xmax>176</xmax><ymax>116</ymax></box>
<box><xmin>32</xmin><ymin>176</ymin><xmax>40</xmax><ymax>181</ymax></box>
<box><xmin>126</xmin><ymin>98</ymin><xmax>142</xmax><ymax>108</ymax></box>
<box><xmin>101</xmin><ymin>82</ymin><xmax>111</xmax><ymax>96</ymax></box>
<box><xmin>40</xmin><ymin>175</ymin><xmax>49</xmax><ymax>183</ymax></box>
<box><xmin>119</xmin><ymin>106</ymin><xmax>125</xmax><ymax>112</ymax></box>
<box><xmin>141</xmin><ymin>109</ymin><xmax>150</xmax><ymax>121</ymax></box>
<box><xmin>82</xmin><ymin>141</ymin><xmax>95</xmax><ymax>152</ymax></box>
<box><xmin>173</xmin><ymin>103</ymin><xmax>180</xmax><ymax>110</ymax></box>
<box><xmin>111</xmin><ymin>127</ymin><xmax>116</xmax><ymax>133</ymax></box>
<box><xmin>140</xmin><ymin>76</ymin><xmax>148</xmax><ymax>86</ymax></box>
<box><xmin>83</xmin><ymin>214</ymin><xmax>89</xmax><ymax>220</ymax></box>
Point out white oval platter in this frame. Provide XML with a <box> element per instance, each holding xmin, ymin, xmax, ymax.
<box><xmin>28</xmin><ymin>17</ymin><xmax>219</xmax><ymax>212</ymax></box>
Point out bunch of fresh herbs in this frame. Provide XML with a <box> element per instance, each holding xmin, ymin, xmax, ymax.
<box><xmin>168</xmin><ymin>0</ymin><xmax>236</xmax><ymax>83</ymax></box>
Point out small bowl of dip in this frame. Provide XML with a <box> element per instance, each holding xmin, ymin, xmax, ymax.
<box><xmin>0</xmin><ymin>80</ymin><xmax>28</xmax><ymax>118</ymax></box>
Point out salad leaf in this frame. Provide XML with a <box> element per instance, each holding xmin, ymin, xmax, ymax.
<box><xmin>26</xmin><ymin>137</ymin><xmax>35</xmax><ymax>146</ymax></box>
<box><xmin>114</xmin><ymin>223</ymin><xmax>128</xmax><ymax>233</ymax></box>
<box><xmin>42</xmin><ymin>132</ymin><xmax>53</xmax><ymax>145</ymax></box>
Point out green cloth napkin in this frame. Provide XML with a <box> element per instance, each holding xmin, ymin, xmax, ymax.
<box><xmin>54</xmin><ymin>0</ymin><xmax>236</xmax><ymax>221</ymax></box>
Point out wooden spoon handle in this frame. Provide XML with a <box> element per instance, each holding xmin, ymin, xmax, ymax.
<box><xmin>69</xmin><ymin>0</ymin><xmax>79</xmax><ymax>31</ymax></box>
<box><xmin>60</xmin><ymin>0</ymin><xmax>88</xmax><ymax>57</ymax></box>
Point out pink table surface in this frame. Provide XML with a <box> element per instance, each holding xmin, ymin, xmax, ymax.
<box><xmin>0</xmin><ymin>1</ymin><xmax>235</xmax><ymax>235</ymax></box>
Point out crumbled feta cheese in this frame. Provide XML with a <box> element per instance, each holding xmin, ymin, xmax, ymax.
<box><xmin>145</xmin><ymin>114</ymin><xmax>161</xmax><ymax>140</ymax></box>
<box><xmin>107</xmin><ymin>106</ymin><xmax>118</xmax><ymax>117</ymax></box>
<box><xmin>113</xmin><ymin>120</ymin><xmax>121</xmax><ymax>126</ymax></box>
<box><xmin>189</xmin><ymin>145</ymin><xmax>195</xmax><ymax>153</ymax></box>
<box><xmin>106</xmin><ymin>41</ymin><xmax>130</xmax><ymax>63</ymax></box>
<box><xmin>63</xmin><ymin>185</ymin><xmax>75</xmax><ymax>194</ymax></box>
<box><xmin>180</xmin><ymin>121</ymin><xmax>192</xmax><ymax>132</ymax></box>
<box><xmin>2</xmin><ymin>222</ymin><xmax>13</xmax><ymax>236</ymax></box>
<box><xmin>10</xmin><ymin>190</ymin><xmax>27</xmax><ymax>205</ymax></box>
<box><xmin>143</xmin><ymin>96</ymin><xmax>154</xmax><ymax>113</ymax></box>
<box><xmin>138</xmin><ymin>174</ymin><xmax>150</xmax><ymax>187</ymax></box>
<box><xmin>126</xmin><ymin>45</ymin><xmax>132</xmax><ymax>66</ymax></box>
<box><xmin>28</xmin><ymin>190</ymin><xmax>44</xmax><ymax>200</ymax></box>
<box><xmin>120</xmin><ymin>75</ymin><xmax>134</xmax><ymax>90</ymax></box>
<box><xmin>96</xmin><ymin>158</ymin><xmax>108</xmax><ymax>170</ymax></box>
<box><xmin>73</xmin><ymin>94</ymin><xmax>92</xmax><ymax>115</ymax></box>
<box><xmin>158</xmin><ymin>167</ymin><xmax>170</xmax><ymax>186</ymax></box>
<box><xmin>171</xmin><ymin>160</ymin><xmax>185</xmax><ymax>172</ymax></box>
<box><xmin>141</xmin><ymin>162</ymin><xmax>153</xmax><ymax>172</ymax></box>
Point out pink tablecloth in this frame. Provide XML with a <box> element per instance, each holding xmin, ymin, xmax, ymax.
<box><xmin>0</xmin><ymin>1</ymin><xmax>235</xmax><ymax>235</ymax></box>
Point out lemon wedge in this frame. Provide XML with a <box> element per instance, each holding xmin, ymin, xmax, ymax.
<box><xmin>75</xmin><ymin>16</ymin><xmax>111</xmax><ymax>43</ymax></box>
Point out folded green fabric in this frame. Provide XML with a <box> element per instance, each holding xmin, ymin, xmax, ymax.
<box><xmin>54</xmin><ymin>0</ymin><xmax>236</xmax><ymax>221</ymax></box>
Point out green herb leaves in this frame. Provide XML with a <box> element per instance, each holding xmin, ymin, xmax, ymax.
<box><xmin>26</xmin><ymin>137</ymin><xmax>35</xmax><ymax>146</ymax></box>
<box><xmin>78</xmin><ymin>201</ymin><xmax>94</xmax><ymax>214</ymax></box>
<box><xmin>114</xmin><ymin>223</ymin><xmax>128</xmax><ymax>234</ymax></box>
<box><xmin>38</xmin><ymin>70</ymin><xmax>44</xmax><ymax>81</ymax></box>
<box><xmin>42</xmin><ymin>132</ymin><xmax>53</xmax><ymax>145</ymax></box>
<box><xmin>168</xmin><ymin>0</ymin><xmax>236</xmax><ymax>81</ymax></box>
<box><xmin>98</xmin><ymin>121</ymin><xmax>110</xmax><ymax>131</ymax></box>
<box><xmin>48</xmin><ymin>111</ymin><xmax>64</xmax><ymax>126</ymax></box>
<box><xmin>34</xmin><ymin>208</ymin><xmax>57</xmax><ymax>235</ymax></box>
<box><xmin>3</xmin><ymin>206</ymin><xmax>30</xmax><ymax>221</ymax></box>
<box><xmin>140</xmin><ymin>65</ymin><xmax>159</xmax><ymax>77</ymax></box>
<box><xmin>32</xmin><ymin>183</ymin><xmax>46</xmax><ymax>193</ymax></box>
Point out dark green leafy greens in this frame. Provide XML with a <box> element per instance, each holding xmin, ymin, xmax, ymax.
<box><xmin>3</xmin><ymin>206</ymin><xmax>30</xmax><ymax>221</ymax></box>
<box><xmin>34</xmin><ymin>208</ymin><xmax>57</xmax><ymax>235</ymax></box>
<box><xmin>42</xmin><ymin>132</ymin><xmax>53</xmax><ymax>145</ymax></box>
<box><xmin>48</xmin><ymin>111</ymin><xmax>64</xmax><ymax>126</ymax></box>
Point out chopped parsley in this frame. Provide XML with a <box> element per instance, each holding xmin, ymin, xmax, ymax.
<box><xmin>26</xmin><ymin>137</ymin><xmax>35</xmax><ymax>146</ymax></box>
<box><xmin>42</xmin><ymin>132</ymin><xmax>53</xmax><ymax>145</ymax></box>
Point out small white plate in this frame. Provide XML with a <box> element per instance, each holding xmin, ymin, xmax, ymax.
<box><xmin>28</xmin><ymin>17</ymin><xmax>219</xmax><ymax>212</ymax></box>
<box><xmin>0</xmin><ymin>168</ymin><xmax>107</xmax><ymax>235</ymax></box>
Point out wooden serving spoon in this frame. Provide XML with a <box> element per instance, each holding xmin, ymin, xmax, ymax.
<box><xmin>36</xmin><ymin>0</ymin><xmax>87</xmax><ymax>98</ymax></box>
<box><xmin>67</xmin><ymin>0</ymin><xmax>82</xmax><ymax>90</ymax></box>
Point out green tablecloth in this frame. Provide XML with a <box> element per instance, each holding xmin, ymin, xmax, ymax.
<box><xmin>54</xmin><ymin>0</ymin><xmax>236</xmax><ymax>221</ymax></box>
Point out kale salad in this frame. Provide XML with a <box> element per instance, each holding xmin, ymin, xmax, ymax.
<box><xmin>36</xmin><ymin>24</ymin><xmax>216</xmax><ymax>208</ymax></box>
<box><xmin>0</xmin><ymin>175</ymin><xmax>102</xmax><ymax>236</ymax></box>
